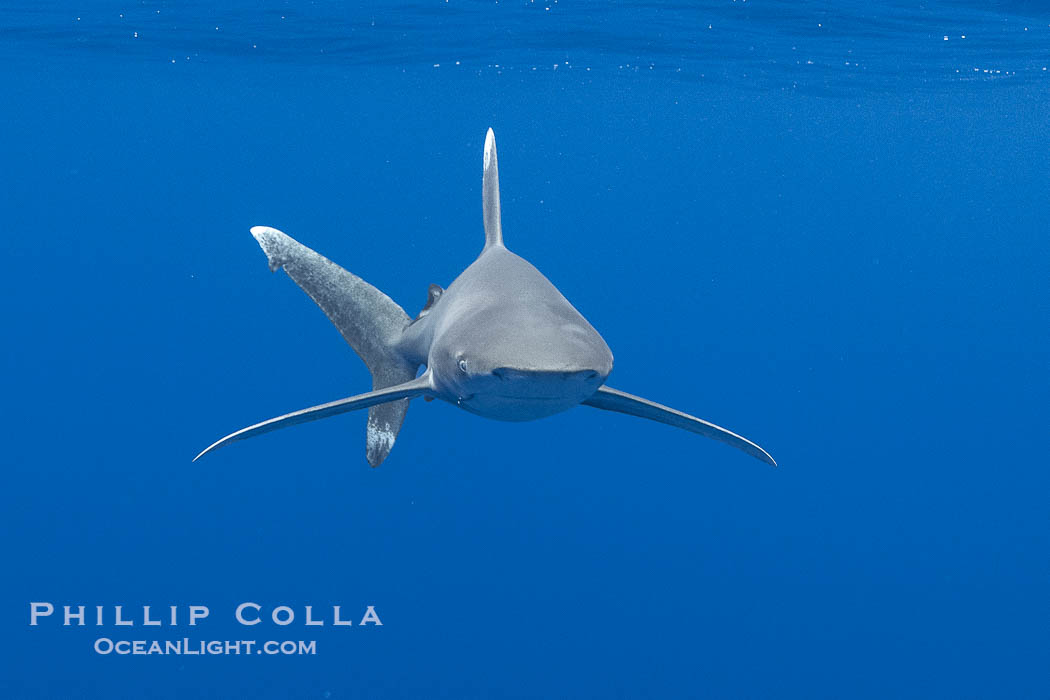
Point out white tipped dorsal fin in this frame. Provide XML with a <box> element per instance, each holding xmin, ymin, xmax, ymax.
<box><xmin>482</xmin><ymin>128</ymin><xmax>503</xmax><ymax>249</ymax></box>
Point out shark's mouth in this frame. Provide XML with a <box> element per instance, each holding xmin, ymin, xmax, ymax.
<box><xmin>492</xmin><ymin>394</ymin><xmax>561</xmax><ymax>401</ymax></box>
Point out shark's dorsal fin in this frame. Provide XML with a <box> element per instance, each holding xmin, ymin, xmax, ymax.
<box><xmin>482</xmin><ymin>128</ymin><xmax>503</xmax><ymax>250</ymax></box>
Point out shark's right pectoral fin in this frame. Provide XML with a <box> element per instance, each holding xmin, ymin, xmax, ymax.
<box><xmin>193</xmin><ymin>374</ymin><xmax>433</xmax><ymax>463</ymax></box>
<box><xmin>583</xmin><ymin>385</ymin><xmax>776</xmax><ymax>467</ymax></box>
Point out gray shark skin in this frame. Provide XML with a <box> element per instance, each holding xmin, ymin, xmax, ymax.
<box><xmin>195</xmin><ymin>129</ymin><xmax>775</xmax><ymax>468</ymax></box>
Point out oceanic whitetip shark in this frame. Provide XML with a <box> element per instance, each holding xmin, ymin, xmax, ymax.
<box><xmin>195</xmin><ymin>129</ymin><xmax>775</xmax><ymax>468</ymax></box>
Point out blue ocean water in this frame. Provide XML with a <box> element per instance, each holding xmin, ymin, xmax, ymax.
<box><xmin>2</xmin><ymin>2</ymin><xmax>1048</xmax><ymax>698</ymax></box>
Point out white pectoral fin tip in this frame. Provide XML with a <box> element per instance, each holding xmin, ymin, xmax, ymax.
<box><xmin>193</xmin><ymin>432</ymin><xmax>232</xmax><ymax>463</ymax></box>
<box><xmin>193</xmin><ymin>441</ymin><xmax>221</xmax><ymax>463</ymax></box>
<box><xmin>249</xmin><ymin>225</ymin><xmax>289</xmax><ymax>271</ymax></box>
<box><xmin>748</xmin><ymin>441</ymin><xmax>777</xmax><ymax>468</ymax></box>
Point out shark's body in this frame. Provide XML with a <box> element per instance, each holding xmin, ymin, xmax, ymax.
<box><xmin>195</xmin><ymin>130</ymin><xmax>775</xmax><ymax>468</ymax></box>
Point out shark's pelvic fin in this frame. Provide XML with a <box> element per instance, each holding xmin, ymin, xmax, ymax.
<box><xmin>583</xmin><ymin>386</ymin><xmax>777</xmax><ymax>467</ymax></box>
<box><xmin>194</xmin><ymin>374</ymin><xmax>433</xmax><ymax>463</ymax></box>
<box><xmin>482</xmin><ymin>128</ymin><xmax>503</xmax><ymax>250</ymax></box>
<box><xmin>249</xmin><ymin>226</ymin><xmax>419</xmax><ymax>466</ymax></box>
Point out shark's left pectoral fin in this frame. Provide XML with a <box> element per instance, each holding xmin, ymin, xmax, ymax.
<box><xmin>583</xmin><ymin>386</ymin><xmax>776</xmax><ymax>467</ymax></box>
<box><xmin>193</xmin><ymin>374</ymin><xmax>433</xmax><ymax>464</ymax></box>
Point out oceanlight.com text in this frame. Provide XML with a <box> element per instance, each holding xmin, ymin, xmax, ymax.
<box><xmin>94</xmin><ymin>638</ymin><xmax>317</xmax><ymax>655</ymax></box>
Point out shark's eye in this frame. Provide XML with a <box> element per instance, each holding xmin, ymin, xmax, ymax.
<box><xmin>458</xmin><ymin>358</ymin><xmax>468</xmax><ymax>373</ymax></box>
